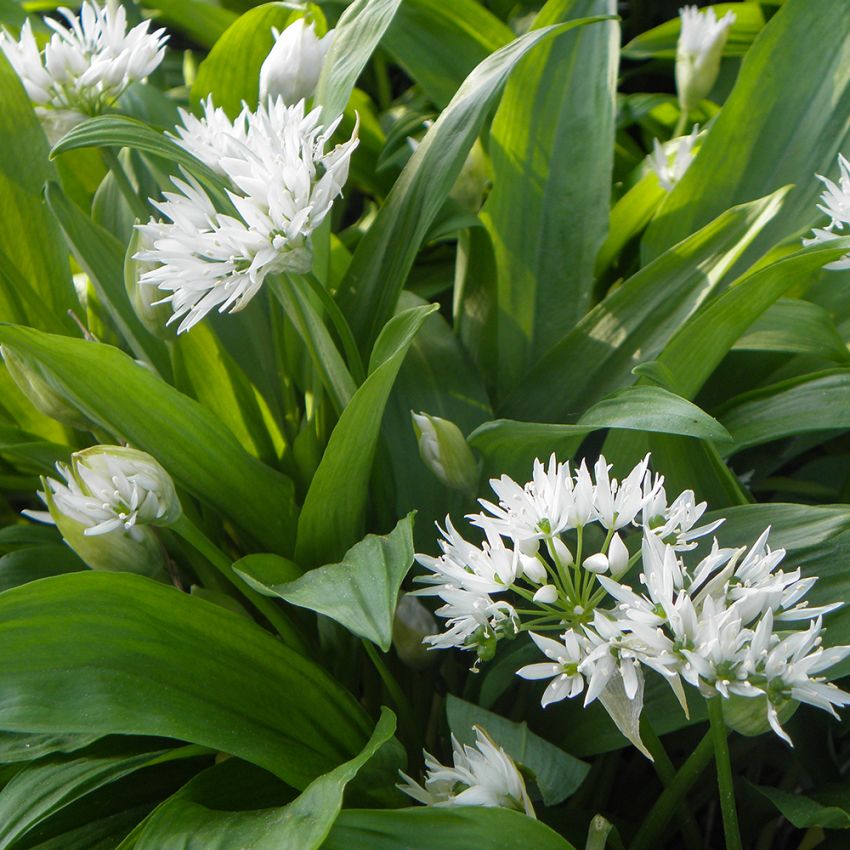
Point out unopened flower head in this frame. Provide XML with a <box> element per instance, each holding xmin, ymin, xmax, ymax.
<box><xmin>676</xmin><ymin>5</ymin><xmax>735</xmax><ymax>111</ymax></box>
<box><xmin>803</xmin><ymin>153</ymin><xmax>850</xmax><ymax>270</ymax></box>
<box><xmin>412</xmin><ymin>411</ymin><xmax>478</xmax><ymax>495</ymax></box>
<box><xmin>26</xmin><ymin>444</ymin><xmax>181</xmax><ymax>536</ymax></box>
<box><xmin>259</xmin><ymin>18</ymin><xmax>334</xmax><ymax>105</ymax></box>
<box><xmin>399</xmin><ymin>726</ymin><xmax>534</xmax><ymax>817</ymax></box>
<box><xmin>0</xmin><ymin>2</ymin><xmax>167</xmax><ymax>122</ymax></box>
<box><xmin>137</xmin><ymin>97</ymin><xmax>358</xmax><ymax>333</ymax></box>
<box><xmin>649</xmin><ymin>125</ymin><xmax>699</xmax><ymax>191</ymax></box>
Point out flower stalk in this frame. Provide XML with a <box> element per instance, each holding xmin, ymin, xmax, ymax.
<box><xmin>708</xmin><ymin>696</ymin><xmax>743</xmax><ymax>850</ymax></box>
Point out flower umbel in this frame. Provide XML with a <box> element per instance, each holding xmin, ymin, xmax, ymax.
<box><xmin>803</xmin><ymin>153</ymin><xmax>850</xmax><ymax>269</ymax></box>
<box><xmin>675</xmin><ymin>5</ymin><xmax>735</xmax><ymax>112</ymax></box>
<box><xmin>399</xmin><ymin>726</ymin><xmax>535</xmax><ymax>817</ymax></box>
<box><xmin>259</xmin><ymin>18</ymin><xmax>334</xmax><ymax>105</ymax></box>
<box><xmin>649</xmin><ymin>125</ymin><xmax>699</xmax><ymax>191</ymax></box>
<box><xmin>137</xmin><ymin>97</ymin><xmax>358</xmax><ymax>333</ymax></box>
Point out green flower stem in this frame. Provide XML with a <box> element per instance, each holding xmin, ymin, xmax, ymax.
<box><xmin>101</xmin><ymin>148</ymin><xmax>149</xmax><ymax>222</ymax></box>
<box><xmin>674</xmin><ymin>109</ymin><xmax>689</xmax><ymax>138</ymax></box>
<box><xmin>171</xmin><ymin>515</ymin><xmax>309</xmax><ymax>656</ymax></box>
<box><xmin>628</xmin><ymin>729</ymin><xmax>714</xmax><ymax>850</ymax></box>
<box><xmin>708</xmin><ymin>696</ymin><xmax>743</xmax><ymax>850</ymax></box>
<box><xmin>640</xmin><ymin>717</ymin><xmax>704</xmax><ymax>849</ymax></box>
<box><xmin>362</xmin><ymin>638</ymin><xmax>417</xmax><ymax>744</ymax></box>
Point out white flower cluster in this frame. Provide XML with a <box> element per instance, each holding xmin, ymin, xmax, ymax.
<box><xmin>415</xmin><ymin>455</ymin><xmax>850</xmax><ymax>750</ymax></box>
<box><xmin>137</xmin><ymin>96</ymin><xmax>358</xmax><ymax>333</ymax></box>
<box><xmin>675</xmin><ymin>5</ymin><xmax>735</xmax><ymax>112</ymax></box>
<box><xmin>803</xmin><ymin>153</ymin><xmax>850</xmax><ymax>269</ymax></box>
<box><xmin>399</xmin><ymin>726</ymin><xmax>534</xmax><ymax>817</ymax></box>
<box><xmin>649</xmin><ymin>125</ymin><xmax>699</xmax><ymax>191</ymax></box>
<box><xmin>0</xmin><ymin>2</ymin><xmax>166</xmax><ymax>120</ymax></box>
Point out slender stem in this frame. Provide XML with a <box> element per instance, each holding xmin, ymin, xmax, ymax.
<box><xmin>640</xmin><ymin>717</ymin><xmax>704</xmax><ymax>849</ymax></box>
<box><xmin>101</xmin><ymin>148</ymin><xmax>149</xmax><ymax>221</ymax></box>
<box><xmin>629</xmin><ymin>729</ymin><xmax>714</xmax><ymax>850</ymax></box>
<box><xmin>708</xmin><ymin>696</ymin><xmax>743</xmax><ymax>850</ymax></box>
<box><xmin>303</xmin><ymin>273</ymin><xmax>366</xmax><ymax>385</ymax></box>
<box><xmin>673</xmin><ymin>110</ymin><xmax>689</xmax><ymax>138</ymax></box>
<box><xmin>172</xmin><ymin>515</ymin><xmax>309</xmax><ymax>656</ymax></box>
<box><xmin>362</xmin><ymin>639</ymin><xmax>417</xmax><ymax>741</ymax></box>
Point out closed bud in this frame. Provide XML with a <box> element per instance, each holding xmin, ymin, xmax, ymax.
<box><xmin>520</xmin><ymin>553</ymin><xmax>547</xmax><ymax>584</ymax></box>
<box><xmin>551</xmin><ymin>536</ymin><xmax>573</xmax><ymax>568</ymax></box>
<box><xmin>2</xmin><ymin>345</ymin><xmax>90</xmax><ymax>429</ymax></box>
<box><xmin>411</xmin><ymin>411</ymin><xmax>478</xmax><ymax>495</ymax></box>
<box><xmin>608</xmin><ymin>533</ymin><xmax>629</xmax><ymax>579</ymax></box>
<box><xmin>533</xmin><ymin>584</ymin><xmax>558</xmax><ymax>605</ymax></box>
<box><xmin>675</xmin><ymin>6</ymin><xmax>736</xmax><ymax>112</ymax></box>
<box><xmin>392</xmin><ymin>594</ymin><xmax>439</xmax><ymax>670</ymax></box>
<box><xmin>517</xmin><ymin>537</ymin><xmax>540</xmax><ymax>557</ymax></box>
<box><xmin>583</xmin><ymin>552</ymin><xmax>609</xmax><ymax>575</ymax></box>
<box><xmin>259</xmin><ymin>18</ymin><xmax>334</xmax><ymax>105</ymax></box>
<box><xmin>126</xmin><ymin>228</ymin><xmax>174</xmax><ymax>339</ymax></box>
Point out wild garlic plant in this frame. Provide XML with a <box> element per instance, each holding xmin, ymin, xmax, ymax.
<box><xmin>416</xmin><ymin>455</ymin><xmax>850</xmax><ymax>754</ymax></box>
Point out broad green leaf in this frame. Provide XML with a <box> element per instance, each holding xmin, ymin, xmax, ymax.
<box><xmin>0</xmin><ymin>732</ymin><xmax>101</xmax><ymax>764</ymax></box>
<box><xmin>44</xmin><ymin>183</ymin><xmax>169</xmax><ymax>376</ymax></box>
<box><xmin>731</xmin><ymin>298</ymin><xmax>850</xmax><ymax>361</ymax></box>
<box><xmin>499</xmin><ymin>188</ymin><xmax>788</xmax><ymax>422</ymax></box>
<box><xmin>139</xmin><ymin>0</ymin><xmax>236</xmax><ymax>48</ymax></box>
<box><xmin>446</xmin><ymin>695</ymin><xmax>589</xmax><ymax>807</ymax></box>
<box><xmin>315</xmin><ymin>0</ymin><xmax>403</xmax><ymax>121</ymax></box>
<box><xmin>622</xmin><ymin>3</ymin><xmax>766</xmax><ymax>59</ymax></box>
<box><xmin>336</xmin><ymin>17</ymin><xmax>612</xmax><ymax>354</ymax></box>
<box><xmin>296</xmin><ymin>305</ymin><xmax>435</xmax><ymax>566</ymax></box>
<box><xmin>0</xmin><ymin>573</ymin><xmax>371</xmax><ymax>787</ymax></box>
<box><xmin>481</xmin><ymin>0</ymin><xmax>618</xmax><ymax>394</ymax></box>
<box><xmin>382</xmin><ymin>0</ymin><xmax>512</xmax><ymax>108</ymax></box>
<box><xmin>0</xmin><ymin>544</ymin><xmax>84</xmax><ymax>592</ymax></box>
<box><xmin>755</xmin><ymin>784</ymin><xmax>850</xmax><ymax>830</ymax></box>
<box><xmin>643</xmin><ymin>0</ymin><xmax>850</xmax><ymax>269</ymax></box>
<box><xmin>131</xmin><ymin>709</ymin><xmax>396</xmax><ymax>850</ymax></box>
<box><xmin>0</xmin><ymin>326</ymin><xmax>298</xmax><ymax>555</ymax></box>
<box><xmin>0</xmin><ymin>740</ymin><xmax>207</xmax><ymax>850</ymax></box>
<box><xmin>0</xmin><ymin>55</ymin><xmax>75</xmax><ymax>329</ymax></box>
<box><xmin>323</xmin><ymin>807</ymin><xmax>577</xmax><ymax>850</ymax></box>
<box><xmin>192</xmin><ymin>3</ymin><xmax>323</xmax><ymax>117</ymax></box>
<box><xmin>239</xmin><ymin>514</ymin><xmax>414</xmax><ymax>651</ymax></box>
<box><xmin>718</xmin><ymin>369</ymin><xmax>850</xmax><ymax>453</ymax></box>
<box><xmin>654</xmin><ymin>240</ymin><xmax>850</xmax><ymax>400</ymax></box>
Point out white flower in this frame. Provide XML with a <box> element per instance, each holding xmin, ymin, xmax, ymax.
<box><xmin>25</xmin><ymin>445</ymin><xmax>180</xmax><ymax>535</ymax></box>
<box><xmin>399</xmin><ymin>727</ymin><xmax>534</xmax><ymax>817</ymax></box>
<box><xmin>593</xmin><ymin>454</ymin><xmax>655</xmax><ymax>530</ymax></box>
<box><xmin>259</xmin><ymin>18</ymin><xmax>334</xmax><ymax>105</ymax></box>
<box><xmin>137</xmin><ymin>97</ymin><xmax>358</xmax><ymax>333</ymax></box>
<box><xmin>645</xmin><ymin>485</ymin><xmax>723</xmax><ymax>550</ymax></box>
<box><xmin>649</xmin><ymin>125</ymin><xmax>699</xmax><ymax>191</ymax></box>
<box><xmin>517</xmin><ymin>631</ymin><xmax>586</xmax><ymax>706</ymax></box>
<box><xmin>0</xmin><ymin>2</ymin><xmax>166</xmax><ymax>118</ymax></box>
<box><xmin>803</xmin><ymin>154</ymin><xmax>850</xmax><ymax>269</ymax></box>
<box><xmin>676</xmin><ymin>5</ymin><xmax>735</xmax><ymax>111</ymax></box>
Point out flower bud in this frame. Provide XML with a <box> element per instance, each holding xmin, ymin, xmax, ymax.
<box><xmin>675</xmin><ymin>6</ymin><xmax>736</xmax><ymax>112</ymax></box>
<box><xmin>583</xmin><ymin>552</ymin><xmax>609</xmax><ymax>575</ymax></box>
<box><xmin>392</xmin><ymin>594</ymin><xmax>439</xmax><ymax>669</ymax></box>
<box><xmin>126</xmin><ymin>228</ymin><xmax>174</xmax><ymax>339</ymax></box>
<box><xmin>259</xmin><ymin>18</ymin><xmax>334</xmax><ymax>105</ymax></box>
<box><xmin>517</xmin><ymin>537</ymin><xmax>539</xmax><ymax>557</ymax></box>
<box><xmin>519</xmin><ymin>553</ymin><xmax>547</xmax><ymax>584</ymax></box>
<box><xmin>533</xmin><ymin>584</ymin><xmax>558</xmax><ymax>605</ymax></box>
<box><xmin>608</xmin><ymin>533</ymin><xmax>629</xmax><ymax>579</ymax></box>
<box><xmin>1</xmin><ymin>345</ymin><xmax>90</xmax><ymax>430</ymax></box>
<box><xmin>411</xmin><ymin>411</ymin><xmax>478</xmax><ymax>495</ymax></box>
<box><xmin>551</xmin><ymin>537</ymin><xmax>573</xmax><ymax>568</ymax></box>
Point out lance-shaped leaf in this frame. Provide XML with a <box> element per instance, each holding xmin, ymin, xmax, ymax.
<box><xmin>240</xmin><ymin>514</ymin><xmax>414</xmax><ymax>651</ymax></box>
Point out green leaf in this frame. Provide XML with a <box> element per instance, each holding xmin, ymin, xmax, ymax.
<box><xmin>499</xmin><ymin>188</ymin><xmax>789</xmax><ymax>422</ymax></box>
<box><xmin>654</xmin><ymin>240</ymin><xmax>850</xmax><ymax>400</ymax></box>
<box><xmin>295</xmin><ymin>305</ymin><xmax>435</xmax><ymax>566</ymax></box>
<box><xmin>383</xmin><ymin>0</ymin><xmax>513</xmax><ymax>108</ymax></box>
<box><xmin>0</xmin><ymin>326</ymin><xmax>298</xmax><ymax>556</ymax></box>
<box><xmin>44</xmin><ymin>182</ymin><xmax>169</xmax><ymax>376</ymax></box>
<box><xmin>0</xmin><ymin>544</ymin><xmax>84</xmax><ymax>593</ymax></box>
<box><xmin>480</xmin><ymin>0</ymin><xmax>618</xmax><ymax>394</ymax></box>
<box><xmin>323</xmin><ymin>807</ymin><xmax>578</xmax><ymax>850</ymax></box>
<box><xmin>643</xmin><ymin>0</ymin><xmax>850</xmax><ymax>270</ymax></box>
<box><xmin>0</xmin><ymin>740</ymin><xmax>207</xmax><ymax>850</ymax></box>
<box><xmin>239</xmin><ymin>514</ymin><xmax>414</xmax><ymax>651</ymax></box>
<box><xmin>622</xmin><ymin>3</ymin><xmax>766</xmax><ymax>59</ymax></box>
<box><xmin>315</xmin><ymin>0</ymin><xmax>403</xmax><ymax>121</ymax></box>
<box><xmin>0</xmin><ymin>573</ymin><xmax>370</xmax><ymax>788</ymax></box>
<box><xmin>192</xmin><ymin>3</ymin><xmax>323</xmax><ymax>117</ymax></box>
<box><xmin>755</xmin><ymin>784</ymin><xmax>850</xmax><ymax>829</ymax></box>
<box><xmin>446</xmin><ymin>695</ymin><xmax>589</xmax><ymax>807</ymax></box>
<box><xmin>718</xmin><ymin>369</ymin><xmax>850</xmax><ymax>453</ymax></box>
<box><xmin>0</xmin><ymin>732</ymin><xmax>101</xmax><ymax>764</ymax></box>
<box><xmin>139</xmin><ymin>0</ymin><xmax>236</xmax><ymax>49</ymax></box>
<box><xmin>336</xmin><ymin>17</ymin><xmax>612</xmax><ymax>354</ymax></box>
<box><xmin>0</xmin><ymin>54</ymin><xmax>75</xmax><ymax>329</ymax></box>
<box><xmin>130</xmin><ymin>709</ymin><xmax>396</xmax><ymax>850</ymax></box>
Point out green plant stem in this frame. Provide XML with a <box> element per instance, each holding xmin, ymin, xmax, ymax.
<box><xmin>640</xmin><ymin>718</ymin><xmax>704</xmax><ymax>849</ymax></box>
<box><xmin>171</xmin><ymin>515</ymin><xmax>309</xmax><ymax>656</ymax></box>
<box><xmin>673</xmin><ymin>109</ymin><xmax>689</xmax><ymax>138</ymax></box>
<box><xmin>629</xmin><ymin>729</ymin><xmax>714</xmax><ymax>850</ymax></box>
<box><xmin>708</xmin><ymin>696</ymin><xmax>743</xmax><ymax>850</ymax></box>
<box><xmin>101</xmin><ymin>148</ymin><xmax>149</xmax><ymax>221</ymax></box>
<box><xmin>362</xmin><ymin>639</ymin><xmax>417</xmax><ymax>743</ymax></box>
